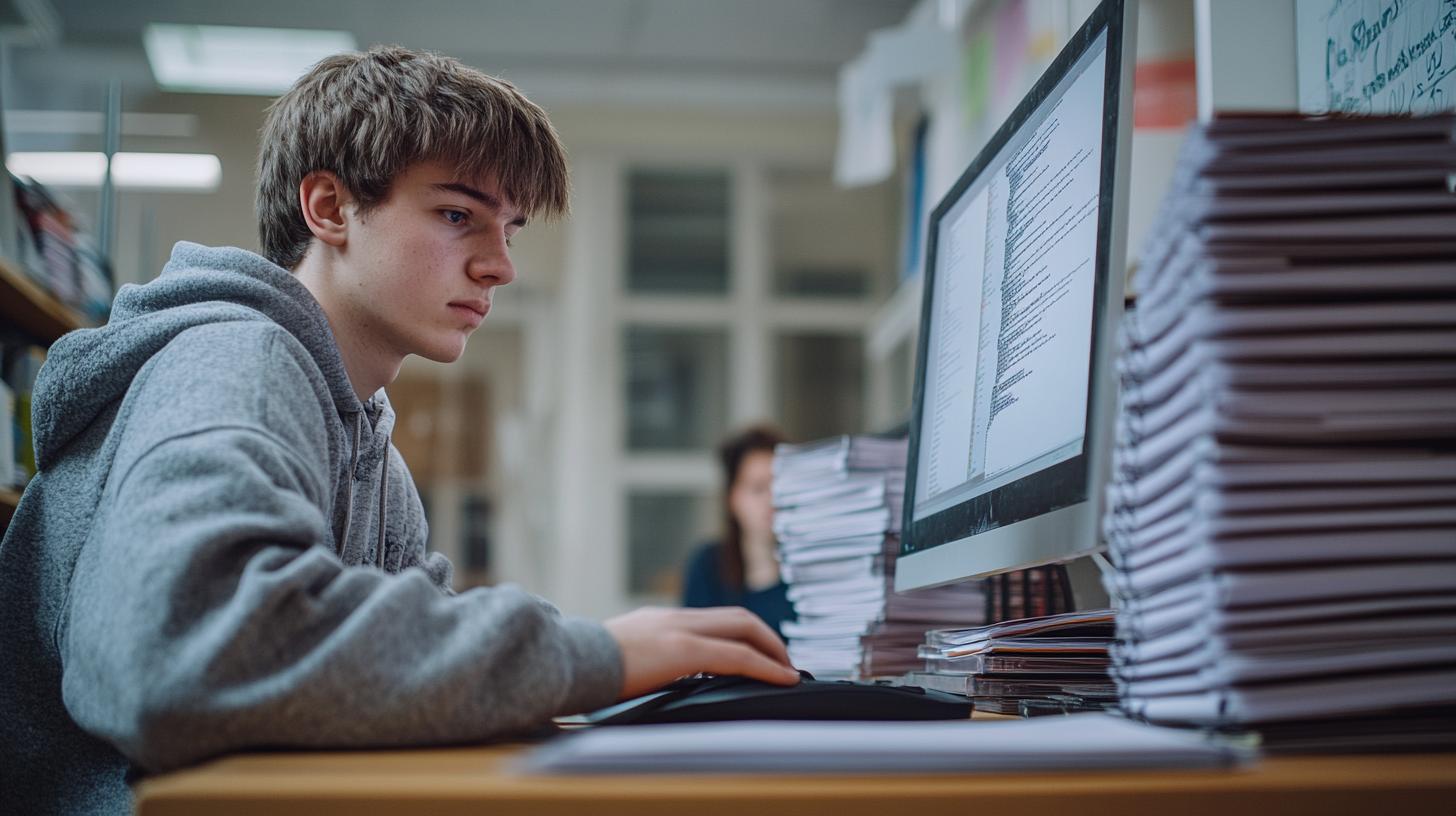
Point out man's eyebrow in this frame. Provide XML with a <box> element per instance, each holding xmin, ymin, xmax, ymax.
<box><xmin>431</xmin><ymin>182</ymin><xmax>528</xmax><ymax>227</ymax></box>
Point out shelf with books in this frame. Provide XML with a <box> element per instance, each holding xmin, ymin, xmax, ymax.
<box><xmin>0</xmin><ymin>254</ymin><xmax>92</xmax><ymax>536</ymax></box>
<box><xmin>0</xmin><ymin>487</ymin><xmax>18</xmax><ymax>527</ymax></box>
<box><xmin>0</xmin><ymin>255</ymin><xmax>91</xmax><ymax>345</ymax></box>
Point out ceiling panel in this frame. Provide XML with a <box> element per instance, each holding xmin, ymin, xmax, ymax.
<box><xmin>15</xmin><ymin>0</ymin><xmax>913</xmax><ymax>113</ymax></box>
<box><xmin>47</xmin><ymin>0</ymin><xmax>914</xmax><ymax>70</ymax></box>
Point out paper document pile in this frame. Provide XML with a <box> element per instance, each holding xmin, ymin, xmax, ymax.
<box><xmin>911</xmin><ymin>609</ymin><xmax>1117</xmax><ymax>714</ymax></box>
<box><xmin>1106</xmin><ymin>113</ymin><xmax>1456</xmax><ymax>748</ymax></box>
<box><xmin>773</xmin><ymin>436</ymin><xmax>984</xmax><ymax>678</ymax></box>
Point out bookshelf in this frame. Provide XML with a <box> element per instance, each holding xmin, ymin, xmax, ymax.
<box><xmin>0</xmin><ymin>256</ymin><xmax>92</xmax><ymax>535</ymax></box>
<box><xmin>0</xmin><ymin>255</ymin><xmax>91</xmax><ymax>344</ymax></box>
<box><xmin>0</xmin><ymin>487</ymin><xmax>17</xmax><ymax>528</ymax></box>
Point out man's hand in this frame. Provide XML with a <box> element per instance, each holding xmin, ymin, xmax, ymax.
<box><xmin>603</xmin><ymin>606</ymin><xmax>801</xmax><ymax>700</ymax></box>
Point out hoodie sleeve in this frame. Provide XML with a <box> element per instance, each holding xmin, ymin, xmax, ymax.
<box><xmin>57</xmin><ymin>327</ymin><xmax>623</xmax><ymax>773</ymax></box>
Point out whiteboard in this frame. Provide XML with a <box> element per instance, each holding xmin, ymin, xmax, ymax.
<box><xmin>1296</xmin><ymin>0</ymin><xmax>1456</xmax><ymax>114</ymax></box>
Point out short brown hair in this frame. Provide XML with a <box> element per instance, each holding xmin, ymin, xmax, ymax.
<box><xmin>256</xmin><ymin>45</ymin><xmax>569</xmax><ymax>269</ymax></box>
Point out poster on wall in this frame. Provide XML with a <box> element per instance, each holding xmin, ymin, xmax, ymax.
<box><xmin>1296</xmin><ymin>0</ymin><xmax>1456</xmax><ymax>115</ymax></box>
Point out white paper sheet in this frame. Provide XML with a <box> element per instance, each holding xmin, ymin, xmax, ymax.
<box><xmin>521</xmin><ymin>713</ymin><xmax>1252</xmax><ymax>774</ymax></box>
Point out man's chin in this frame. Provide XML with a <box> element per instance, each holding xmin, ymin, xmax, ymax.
<box><xmin>416</xmin><ymin>340</ymin><xmax>468</xmax><ymax>364</ymax></box>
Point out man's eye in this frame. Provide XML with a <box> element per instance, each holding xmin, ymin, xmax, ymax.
<box><xmin>443</xmin><ymin>210</ymin><xmax>468</xmax><ymax>225</ymax></box>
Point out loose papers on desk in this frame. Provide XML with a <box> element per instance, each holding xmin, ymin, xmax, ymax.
<box><xmin>521</xmin><ymin>713</ymin><xmax>1252</xmax><ymax>774</ymax></box>
<box><xmin>773</xmin><ymin>436</ymin><xmax>983</xmax><ymax>679</ymax></box>
<box><xmin>1106</xmin><ymin>113</ymin><xmax>1456</xmax><ymax>747</ymax></box>
<box><xmin>922</xmin><ymin>609</ymin><xmax>1115</xmax><ymax>656</ymax></box>
<box><xmin>913</xmin><ymin>609</ymin><xmax>1118</xmax><ymax>713</ymax></box>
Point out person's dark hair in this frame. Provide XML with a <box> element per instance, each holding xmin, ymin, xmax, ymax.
<box><xmin>717</xmin><ymin>424</ymin><xmax>786</xmax><ymax>591</ymax></box>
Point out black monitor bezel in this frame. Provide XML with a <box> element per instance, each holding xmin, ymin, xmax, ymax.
<box><xmin>900</xmin><ymin>0</ymin><xmax>1127</xmax><ymax>560</ymax></box>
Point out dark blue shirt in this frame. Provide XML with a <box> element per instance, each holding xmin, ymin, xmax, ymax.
<box><xmin>681</xmin><ymin>542</ymin><xmax>795</xmax><ymax>640</ymax></box>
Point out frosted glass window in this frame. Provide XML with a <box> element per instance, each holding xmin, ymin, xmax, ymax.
<box><xmin>627</xmin><ymin>169</ymin><xmax>730</xmax><ymax>294</ymax></box>
<box><xmin>776</xmin><ymin>333</ymin><xmax>864</xmax><ymax>441</ymax></box>
<box><xmin>625</xmin><ymin>327</ymin><xmax>728</xmax><ymax>451</ymax></box>
<box><xmin>768</xmin><ymin>166</ymin><xmax>891</xmax><ymax>297</ymax></box>
<box><xmin>627</xmin><ymin>491</ymin><xmax>717</xmax><ymax>597</ymax></box>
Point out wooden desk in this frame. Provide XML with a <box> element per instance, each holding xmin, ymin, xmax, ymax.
<box><xmin>134</xmin><ymin>741</ymin><xmax>1456</xmax><ymax>816</ymax></box>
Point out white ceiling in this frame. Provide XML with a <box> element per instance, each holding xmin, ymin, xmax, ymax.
<box><xmin>9</xmin><ymin>0</ymin><xmax>916</xmax><ymax>112</ymax></box>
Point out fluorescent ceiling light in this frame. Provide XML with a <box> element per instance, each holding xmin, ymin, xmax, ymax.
<box><xmin>7</xmin><ymin>152</ymin><xmax>223</xmax><ymax>192</ymax></box>
<box><xmin>113</xmin><ymin>153</ymin><xmax>222</xmax><ymax>191</ymax></box>
<box><xmin>6</xmin><ymin>152</ymin><xmax>108</xmax><ymax>187</ymax></box>
<box><xmin>144</xmin><ymin>23</ymin><xmax>357</xmax><ymax>95</ymax></box>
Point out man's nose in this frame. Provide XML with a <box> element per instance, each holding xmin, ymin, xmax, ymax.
<box><xmin>469</xmin><ymin>242</ymin><xmax>516</xmax><ymax>286</ymax></box>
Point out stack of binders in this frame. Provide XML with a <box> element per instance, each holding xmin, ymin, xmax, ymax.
<box><xmin>911</xmin><ymin>609</ymin><xmax>1118</xmax><ymax>715</ymax></box>
<box><xmin>773</xmin><ymin>435</ymin><xmax>984</xmax><ymax>679</ymax></box>
<box><xmin>1106</xmin><ymin>113</ymin><xmax>1456</xmax><ymax>749</ymax></box>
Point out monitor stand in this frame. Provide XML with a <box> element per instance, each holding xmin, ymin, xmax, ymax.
<box><xmin>1064</xmin><ymin>554</ymin><xmax>1112</xmax><ymax>609</ymax></box>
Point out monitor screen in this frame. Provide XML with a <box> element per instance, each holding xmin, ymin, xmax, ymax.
<box><xmin>913</xmin><ymin>36</ymin><xmax>1104</xmax><ymax>524</ymax></box>
<box><xmin>896</xmin><ymin>1</ymin><xmax>1132</xmax><ymax>592</ymax></box>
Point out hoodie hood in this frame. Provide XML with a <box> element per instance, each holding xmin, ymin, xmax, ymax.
<box><xmin>32</xmin><ymin>242</ymin><xmax>366</xmax><ymax>471</ymax></box>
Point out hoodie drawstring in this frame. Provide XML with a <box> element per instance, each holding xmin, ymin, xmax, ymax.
<box><xmin>377</xmin><ymin>435</ymin><xmax>390</xmax><ymax>564</ymax></box>
<box><xmin>341</xmin><ymin>410</ymin><xmax>391</xmax><ymax>566</ymax></box>
<box><xmin>341</xmin><ymin>413</ymin><xmax>362</xmax><ymax>548</ymax></box>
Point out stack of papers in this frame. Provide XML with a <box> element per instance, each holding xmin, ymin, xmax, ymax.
<box><xmin>1106</xmin><ymin>113</ymin><xmax>1456</xmax><ymax>744</ymax></box>
<box><xmin>912</xmin><ymin>609</ymin><xmax>1118</xmax><ymax>714</ymax></box>
<box><xmin>521</xmin><ymin>713</ymin><xmax>1255</xmax><ymax>774</ymax></box>
<box><xmin>773</xmin><ymin>436</ymin><xmax>984</xmax><ymax>678</ymax></box>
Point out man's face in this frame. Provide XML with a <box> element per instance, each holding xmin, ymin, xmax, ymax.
<box><xmin>337</xmin><ymin>160</ymin><xmax>522</xmax><ymax>364</ymax></box>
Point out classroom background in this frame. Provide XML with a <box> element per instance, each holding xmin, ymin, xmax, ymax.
<box><xmin>0</xmin><ymin>0</ymin><xmax>1401</xmax><ymax>620</ymax></box>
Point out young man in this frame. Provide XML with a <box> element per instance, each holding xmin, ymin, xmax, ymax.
<box><xmin>0</xmin><ymin>46</ymin><xmax>798</xmax><ymax>815</ymax></box>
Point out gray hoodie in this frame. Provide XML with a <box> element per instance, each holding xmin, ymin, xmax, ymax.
<box><xmin>0</xmin><ymin>242</ymin><xmax>623</xmax><ymax>814</ymax></box>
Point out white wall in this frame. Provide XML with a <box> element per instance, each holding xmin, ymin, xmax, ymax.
<box><xmin>1195</xmin><ymin>0</ymin><xmax>1299</xmax><ymax>120</ymax></box>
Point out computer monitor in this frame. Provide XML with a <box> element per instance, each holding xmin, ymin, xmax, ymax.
<box><xmin>895</xmin><ymin>0</ymin><xmax>1136</xmax><ymax>593</ymax></box>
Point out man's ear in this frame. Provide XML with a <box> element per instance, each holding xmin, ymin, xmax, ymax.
<box><xmin>298</xmin><ymin>171</ymin><xmax>351</xmax><ymax>249</ymax></box>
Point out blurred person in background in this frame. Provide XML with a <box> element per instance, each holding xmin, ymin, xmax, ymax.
<box><xmin>683</xmin><ymin>425</ymin><xmax>796</xmax><ymax>638</ymax></box>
